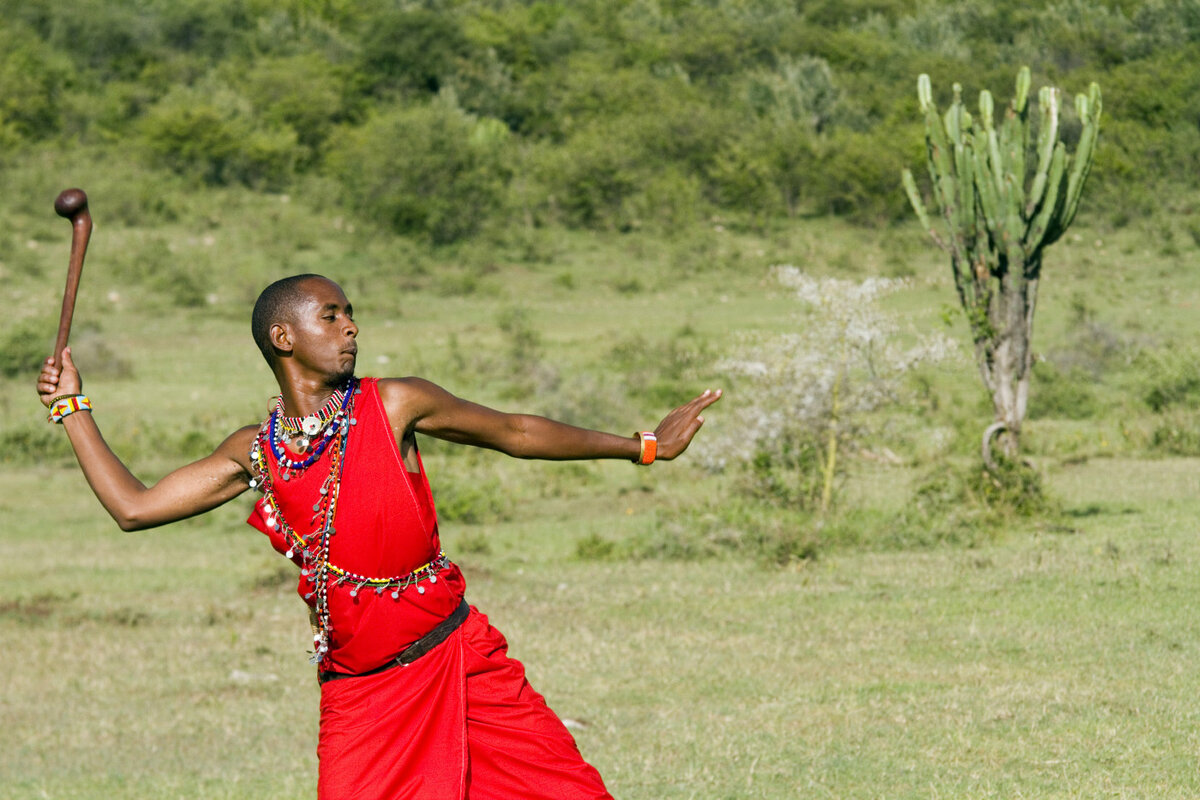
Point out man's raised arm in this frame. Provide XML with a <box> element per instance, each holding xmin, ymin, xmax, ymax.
<box><xmin>381</xmin><ymin>377</ymin><xmax>721</xmax><ymax>462</ymax></box>
<box><xmin>36</xmin><ymin>348</ymin><xmax>255</xmax><ymax>531</ymax></box>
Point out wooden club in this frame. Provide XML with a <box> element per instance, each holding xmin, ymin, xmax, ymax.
<box><xmin>52</xmin><ymin>188</ymin><xmax>92</xmax><ymax>371</ymax></box>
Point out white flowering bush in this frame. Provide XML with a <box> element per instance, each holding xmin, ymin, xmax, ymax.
<box><xmin>699</xmin><ymin>266</ymin><xmax>958</xmax><ymax>510</ymax></box>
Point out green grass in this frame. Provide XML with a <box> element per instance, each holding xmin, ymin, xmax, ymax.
<box><xmin>7</xmin><ymin>165</ymin><xmax>1200</xmax><ymax>796</ymax></box>
<box><xmin>6</xmin><ymin>459</ymin><xmax>1200</xmax><ymax>798</ymax></box>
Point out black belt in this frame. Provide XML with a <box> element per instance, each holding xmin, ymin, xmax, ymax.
<box><xmin>318</xmin><ymin>598</ymin><xmax>470</xmax><ymax>685</ymax></box>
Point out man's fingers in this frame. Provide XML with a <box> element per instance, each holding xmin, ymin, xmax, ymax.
<box><xmin>696</xmin><ymin>388</ymin><xmax>721</xmax><ymax>410</ymax></box>
<box><xmin>675</xmin><ymin>391</ymin><xmax>720</xmax><ymax>423</ymax></box>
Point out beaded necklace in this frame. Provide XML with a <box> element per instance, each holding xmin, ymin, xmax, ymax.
<box><xmin>273</xmin><ymin>386</ymin><xmax>347</xmax><ymax>455</ymax></box>
<box><xmin>249</xmin><ymin>377</ymin><xmax>448</xmax><ymax>665</ymax></box>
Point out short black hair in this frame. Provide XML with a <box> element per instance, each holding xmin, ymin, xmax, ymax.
<box><xmin>251</xmin><ymin>274</ymin><xmax>326</xmax><ymax>363</ymax></box>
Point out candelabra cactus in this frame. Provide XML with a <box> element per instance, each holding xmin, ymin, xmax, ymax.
<box><xmin>902</xmin><ymin>66</ymin><xmax>1101</xmax><ymax>466</ymax></box>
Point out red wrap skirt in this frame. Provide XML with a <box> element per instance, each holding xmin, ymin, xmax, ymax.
<box><xmin>317</xmin><ymin>607</ymin><xmax>614</xmax><ymax>800</ymax></box>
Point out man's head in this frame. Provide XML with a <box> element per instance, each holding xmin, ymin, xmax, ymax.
<box><xmin>251</xmin><ymin>275</ymin><xmax>358</xmax><ymax>383</ymax></box>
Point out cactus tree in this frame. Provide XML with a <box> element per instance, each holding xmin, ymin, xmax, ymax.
<box><xmin>902</xmin><ymin>67</ymin><xmax>1101</xmax><ymax>466</ymax></box>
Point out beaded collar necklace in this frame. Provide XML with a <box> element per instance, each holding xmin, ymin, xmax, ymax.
<box><xmin>249</xmin><ymin>377</ymin><xmax>448</xmax><ymax>666</ymax></box>
<box><xmin>270</xmin><ymin>385</ymin><xmax>349</xmax><ymax>460</ymax></box>
<box><xmin>276</xmin><ymin>386</ymin><xmax>346</xmax><ymax>433</ymax></box>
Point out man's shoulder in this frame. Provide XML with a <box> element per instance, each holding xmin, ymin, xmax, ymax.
<box><xmin>375</xmin><ymin>377</ymin><xmax>443</xmax><ymax>431</ymax></box>
<box><xmin>212</xmin><ymin>424</ymin><xmax>260</xmax><ymax>470</ymax></box>
<box><xmin>376</xmin><ymin>376</ymin><xmax>440</xmax><ymax>400</ymax></box>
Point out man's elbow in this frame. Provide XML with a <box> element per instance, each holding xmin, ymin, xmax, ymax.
<box><xmin>115</xmin><ymin>514</ymin><xmax>147</xmax><ymax>532</ymax></box>
<box><xmin>113</xmin><ymin>505</ymin><xmax>156</xmax><ymax>532</ymax></box>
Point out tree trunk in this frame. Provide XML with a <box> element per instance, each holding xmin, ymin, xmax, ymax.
<box><xmin>979</xmin><ymin>257</ymin><xmax>1040</xmax><ymax>468</ymax></box>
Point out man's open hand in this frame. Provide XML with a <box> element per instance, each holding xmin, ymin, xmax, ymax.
<box><xmin>653</xmin><ymin>388</ymin><xmax>722</xmax><ymax>461</ymax></box>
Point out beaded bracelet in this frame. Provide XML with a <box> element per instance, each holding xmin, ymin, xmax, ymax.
<box><xmin>48</xmin><ymin>394</ymin><xmax>92</xmax><ymax>424</ymax></box>
<box><xmin>633</xmin><ymin>431</ymin><xmax>657</xmax><ymax>465</ymax></box>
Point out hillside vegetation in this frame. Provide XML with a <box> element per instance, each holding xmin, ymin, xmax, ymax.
<box><xmin>2</xmin><ymin>0</ymin><xmax>1199</xmax><ymax>236</ymax></box>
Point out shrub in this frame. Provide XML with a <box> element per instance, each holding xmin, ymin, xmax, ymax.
<box><xmin>0</xmin><ymin>24</ymin><xmax>72</xmax><ymax>140</ymax></box>
<box><xmin>432</xmin><ymin>476</ymin><xmax>512</xmax><ymax>525</ymax></box>
<box><xmin>697</xmin><ymin>268</ymin><xmax>957</xmax><ymax>512</ymax></box>
<box><xmin>325</xmin><ymin>99</ymin><xmax>511</xmax><ymax>244</ymax></box>
<box><xmin>809</xmin><ymin>126</ymin><xmax>925</xmax><ymax>224</ymax></box>
<box><xmin>357</xmin><ymin>7</ymin><xmax>471</xmax><ymax>96</ymax></box>
<box><xmin>141</xmin><ymin>81</ymin><xmax>303</xmax><ymax>188</ymax></box>
<box><xmin>1028</xmin><ymin>362</ymin><xmax>1098</xmax><ymax>420</ymax></box>
<box><xmin>624</xmin><ymin>501</ymin><xmax>820</xmax><ymax>565</ymax></box>
<box><xmin>0</xmin><ymin>424</ymin><xmax>74</xmax><ymax>464</ymax></box>
<box><xmin>235</xmin><ymin>53</ymin><xmax>357</xmax><ymax>153</ymax></box>
<box><xmin>739</xmin><ymin>432</ymin><xmax>827</xmax><ymax>510</ymax></box>
<box><xmin>0</xmin><ymin>318</ymin><xmax>55</xmax><ymax>378</ymax></box>
<box><xmin>891</xmin><ymin>457</ymin><xmax>1054</xmax><ymax>548</ymax></box>
<box><xmin>1140</xmin><ymin>347</ymin><xmax>1200</xmax><ymax>412</ymax></box>
<box><xmin>542</xmin><ymin>121</ymin><xmax>643</xmax><ymax>230</ymax></box>
<box><xmin>1149</xmin><ymin>410</ymin><xmax>1200</xmax><ymax>456</ymax></box>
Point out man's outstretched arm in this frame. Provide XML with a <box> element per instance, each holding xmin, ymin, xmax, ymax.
<box><xmin>381</xmin><ymin>377</ymin><xmax>721</xmax><ymax>462</ymax></box>
<box><xmin>37</xmin><ymin>348</ymin><xmax>255</xmax><ymax>531</ymax></box>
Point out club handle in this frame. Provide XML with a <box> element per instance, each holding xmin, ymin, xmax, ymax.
<box><xmin>53</xmin><ymin>189</ymin><xmax>92</xmax><ymax>371</ymax></box>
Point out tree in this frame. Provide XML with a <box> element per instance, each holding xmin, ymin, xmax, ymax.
<box><xmin>902</xmin><ymin>67</ymin><xmax>1101</xmax><ymax>467</ymax></box>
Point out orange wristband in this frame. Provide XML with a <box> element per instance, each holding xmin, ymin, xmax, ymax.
<box><xmin>634</xmin><ymin>432</ymin><xmax>657</xmax><ymax>465</ymax></box>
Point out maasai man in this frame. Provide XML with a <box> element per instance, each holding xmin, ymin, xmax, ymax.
<box><xmin>36</xmin><ymin>273</ymin><xmax>721</xmax><ymax>799</ymax></box>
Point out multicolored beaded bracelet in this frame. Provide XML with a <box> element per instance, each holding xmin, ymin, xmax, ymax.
<box><xmin>48</xmin><ymin>394</ymin><xmax>92</xmax><ymax>424</ymax></box>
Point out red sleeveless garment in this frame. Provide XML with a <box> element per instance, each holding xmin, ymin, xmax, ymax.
<box><xmin>246</xmin><ymin>378</ymin><xmax>613</xmax><ymax>800</ymax></box>
<box><xmin>246</xmin><ymin>377</ymin><xmax>467</xmax><ymax>675</ymax></box>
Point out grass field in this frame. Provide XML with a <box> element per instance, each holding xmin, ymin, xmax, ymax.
<box><xmin>5</xmin><ymin>456</ymin><xmax>1200</xmax><ymax>799</ymax></box>
<box><xmin>5</xmin><ymin>171</ymin><xmax>1200</xmax><ymax>797</ymax></box>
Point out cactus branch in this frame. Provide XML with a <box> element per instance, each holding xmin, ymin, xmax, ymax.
<box><xmin>902</xmin><ymin>169</ymin><xmax>946</xmax><ymax>250</ymax></box>
<box><xmin>1026</xmin><ymin>87</ymin><xmax>1060</xmax><ymax>217</ymax></box>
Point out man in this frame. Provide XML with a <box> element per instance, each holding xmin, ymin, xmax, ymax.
<box><xmin>36</xmin><ymin>273</ymin><xmax>721</xmax><ymax>799</ymax></box>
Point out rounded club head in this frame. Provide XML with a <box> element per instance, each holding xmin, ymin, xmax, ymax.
<box><xmin>54</xmin><ymin>188</ymin><xmax>88</xmax><ymax>218</ymax></box>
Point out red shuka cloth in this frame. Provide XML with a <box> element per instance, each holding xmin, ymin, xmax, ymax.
<box><xmin>247</xmin><ymin>378</ymin><xmax>613</xmax><ymax>799</ymax></box>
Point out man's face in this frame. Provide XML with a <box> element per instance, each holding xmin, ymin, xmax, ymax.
<box><xmin>283</xmin><ymin>277</ymin><xmax>358</xmax><ymax>385</ymax></box>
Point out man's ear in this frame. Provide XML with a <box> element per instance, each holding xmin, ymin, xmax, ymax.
<box><xmin>269</xmin><ymin>322</ymin><xmax>293</xmax><ymax>355</ymax></box>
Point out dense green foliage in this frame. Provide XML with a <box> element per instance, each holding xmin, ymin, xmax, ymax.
<box><xmin>3</xmin><ymin>0</ymin><xmax>1200</xmax><ymax>240</ymax></box>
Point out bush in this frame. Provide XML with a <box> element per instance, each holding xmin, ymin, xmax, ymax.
<box><xmin>812</xmin><ymin>126</ymin><xmax>925</xmax><ymax>224</ymax></box>
<box><xmin>0</xmin><ymin>24</ymin><xmax>72</xmax><ymax>140</ymax></box>
<box><xmin>1028</xmin><ymin>362</ymin><xmax>1098</xmax><ymax>420</ymax></box>
<box><xmin>623</xmin><ymin>501</ymin><xmax>820</xmax><ymax>565</ymax></box>
<box><xmin>1149</xmin><ymin>410</ymin><xmax>1200</xmax><ymax>456</ymax></box>
<box><xmin>325</xmin><ymin>99</ymin><xmax>511</xmax><ymax>244</ymax></box>
<box><xmin>892</xmin><ymin>457</ymin><xmax>1054</xmax><ymax>547</ymax></box>
<box><xmin>235</xmin><ymin>53</ymin><xmax>357</xmax><ymax>153</ymax></box>
<box><xmin>541</xmin><ymin>121</ymin><xmax>644</xmax><ymax>230</ymax></box>
<box><xmin>1140</xmin><ymin>347</ymin><xmax>1200</xmax><ymax>412</ymax></box>
<box><xmin>357</xmin><ymin>8</ymin><xmax>471</xmax><ymax>96</ymax></box>
<box><xmin>141</xmin><ymin>81</ymin><xmax>303</xmax><ymax>188</ymax></box>
<box><xmin>431</xmin><ymin>475</ymin><xmax>512</xmax><ymax>525</ymax></box>
<box><xmin>0</xmin><ymin>318</ymin><xmax>55</xmax><ymax>378</ymax></box>
<box><xmin>0</xmin><ymin>424</ymin><xmax>73</xmax><ymax>464</ymax></box>
<box><xmin>739</xmin><ymin>433</ymin><xmax>828</xmax><ymax>511</ymax></box>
